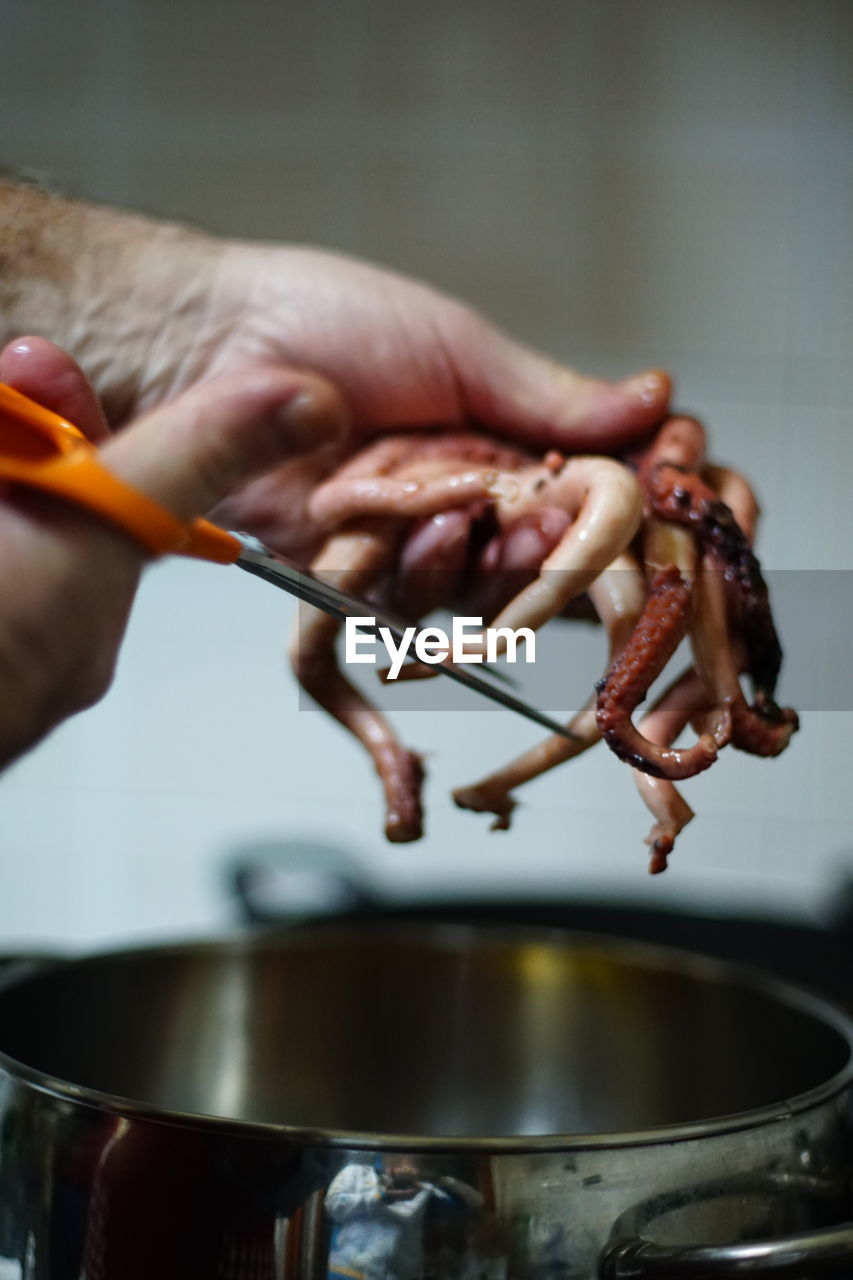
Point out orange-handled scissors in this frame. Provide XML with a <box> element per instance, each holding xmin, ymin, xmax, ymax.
<box><xmin>0</xmin><ymin>382</ymin><xmax>580</xmax><ymax>740</ymax></box>
<box><xmin>0</xmin><ymin>381</ymin><xmax>240</xmax><ymax>563</ymax></box>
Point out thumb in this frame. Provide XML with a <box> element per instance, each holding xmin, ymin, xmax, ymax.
<box><xmin>0</xmin><ymin>336</ymin><xmax>112</xmax><ymax>444</ymax></box>
<box><xmin>452</xmin><ymin>315</ymin><xmax>672</xmax><ymax>453</ymax></box>
<box><xmin>99</xmin><ymin>366</ymin><xmax>348</xmax><ymax>520</ymax></box>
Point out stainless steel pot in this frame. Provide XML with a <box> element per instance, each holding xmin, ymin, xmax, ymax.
<box><xmin>1</xmin><ymin>926</ymin><xmax>852</xmax><ymax>1279</ymax></box>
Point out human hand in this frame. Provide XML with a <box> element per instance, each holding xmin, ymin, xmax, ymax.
<box><xmin>0</xmin><ymin>179</ymin><xmax>668</xmax><ymax>559</ymax></box>
<box><xmin>2</xmin><ymin>181</ymin><xmax>671</xmax><ymax>556</ymax></box>
<box><xmin>132</xmin><ymin>241</ymin><xmax>672</xmax><ymax>557</ymax></box>
<box><xmin>0</xmin><ymin>336</ymin><xmax>345</xmax><ymax>768</ymax></box>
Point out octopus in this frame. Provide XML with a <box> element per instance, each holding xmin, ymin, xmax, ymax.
<box><xmin>291</xmin><ymin>416</ymin><xmax>798</xmax><ymax>873</ymax></box>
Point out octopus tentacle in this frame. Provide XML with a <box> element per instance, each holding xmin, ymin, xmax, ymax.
<box><xmin>637</xmin><ymin>417</ymin><xmax>797</xmax><ymax>752</ymax></box>
<box><xmin>642</xmin><ymin>515</ymin><xmax>697</xmax><ymax>579</ymax></box>
<box><xmin>453</xmin><ymin>552</ymin><xmax>646</xmax><ymax>827</ymax></box>
<box><xmin>595</xmin><ymin>565</ymin><xmax>722</xmax><ymax>779</ymax></box>
<box><xmin>308</xmin><ymin>433</ymin><xmax>527</xmax><ymax>528</ymax></box>
<box><xmin>702</xmin><ymin>464</ymin><xmax>760</xmax><ymax>545</ymax></box>
<box><xmin>451</xmin><ymin>699</ymin><xmax>592</xmax><ymax>831</ymax></box>
<box><xmin>690</xmin><ymin>551</ymin><xmax>798</xmax><ymax>757</ymax></box>
<box><xmin>636</xmin><ymin>415</ymin><xmax>779</xmax><ymax>703</ymax></box>
<box><xmin>288</xmin><ymin>520</ymin><xmax>425</xmax><ymax>842</ymax></box>
<box><xmin>309</xmin><ymin>468</ymin><xmax>502</xmax><ymax>526</ymax></box>
<box><xmin>650</xmin><ymin>466</ymin><xmax>784</xmax><ymax>698</ymax></box>
<box><xmin>730</xmin><ymin>695</ymin><xmax>799</xmax><ymax>756</ymax></box>
<box><xmin>477</xmin><ymin>456</ymin><xmax>644</xmax><ymax>644</ymax></box>
<box><xmin>633</xmin><ymin>414</ymin><xmax>707</xmax><ymax>479</ymax></box>
<box><xmin>627</xmin><ymin>519</ymin><xmax>713</xmax><ymax>867</ymax></box>
<box><xmin>599</xmin><ymin>514</ymin><xmax>730</xmax><ymax>785</ymax></box>
<box><xmin>631</xmin><ymin>668</ymin><xmax>715</xmax><ymax>875</ymax></box>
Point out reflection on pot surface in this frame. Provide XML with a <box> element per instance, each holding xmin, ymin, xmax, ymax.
<box><xmin>0</xmin><ymin>927</ymin><xmax>853</xmax><ymax>1278</ymax></box>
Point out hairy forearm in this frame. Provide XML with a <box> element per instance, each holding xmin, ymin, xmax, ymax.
<box><xmin>0</xmin><ymin>175</ymin><xmax>81</xmax><ymax>349</ymax></box>
<box><xmin>0</xmin><ymin>174</ymin><xmax>220</xmax><ymax>423</ymax></box>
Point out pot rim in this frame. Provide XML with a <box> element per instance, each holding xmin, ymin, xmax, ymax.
<box><xmin>0</xmin><ymin>925</ymin><xmax>851</xmax><ymax>1154</ymax></box>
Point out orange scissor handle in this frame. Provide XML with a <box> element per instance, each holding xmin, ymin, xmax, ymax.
<box><xmin>0</xmin><ymin>383</ymin><xmax>242</xmax><ymax>563</ymax></box>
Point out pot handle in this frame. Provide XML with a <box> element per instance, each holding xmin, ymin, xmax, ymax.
<box><xmin>601</xmin><ymin>1221</ymin><xmax>853</xmax><ymax>1277</ymax></box>
<box><xmin>600</xmin><ymin>1172</ymin><xmax>853</xmax><ymax>1277</ymax></box>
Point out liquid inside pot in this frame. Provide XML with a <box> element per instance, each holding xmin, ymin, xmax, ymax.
<box><xmin>0</xmin><ymin>930</ymin><xmax>848</xmax><ymax>1138</ymax></box>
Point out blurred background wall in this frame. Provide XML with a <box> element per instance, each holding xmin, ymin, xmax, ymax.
<box><xmin>1</xmin><ymin>0</ymin><xmax>851</xmax><ymax>947</ymax></box>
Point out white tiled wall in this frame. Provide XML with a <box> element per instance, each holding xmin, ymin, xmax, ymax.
<box><xmin>1</xmin><ymin>0</ymin><xmax>851</xmax><ymax>947</ymax></box>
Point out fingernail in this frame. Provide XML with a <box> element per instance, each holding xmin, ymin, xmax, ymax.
<box><xmin>276</xmin><ymin>389</ymin><xmax>349</xmax><ymax>454</ymax></box>
<box><xmin>623</xmin><ymin>370</ymin><xmax>668</xmax><ymax>407</ymax></box>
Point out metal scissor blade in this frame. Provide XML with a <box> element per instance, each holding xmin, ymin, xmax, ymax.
<box><xmin>230</xmin><ymin>534</ymin><xmax>581</xmax><ymax>743</ymax></box>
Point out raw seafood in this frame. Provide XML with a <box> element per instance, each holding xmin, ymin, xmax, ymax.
<box><xmin>291</xmin><ymin>420</ymin><xmax>797</xmax><ymax>870</ymax></box>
